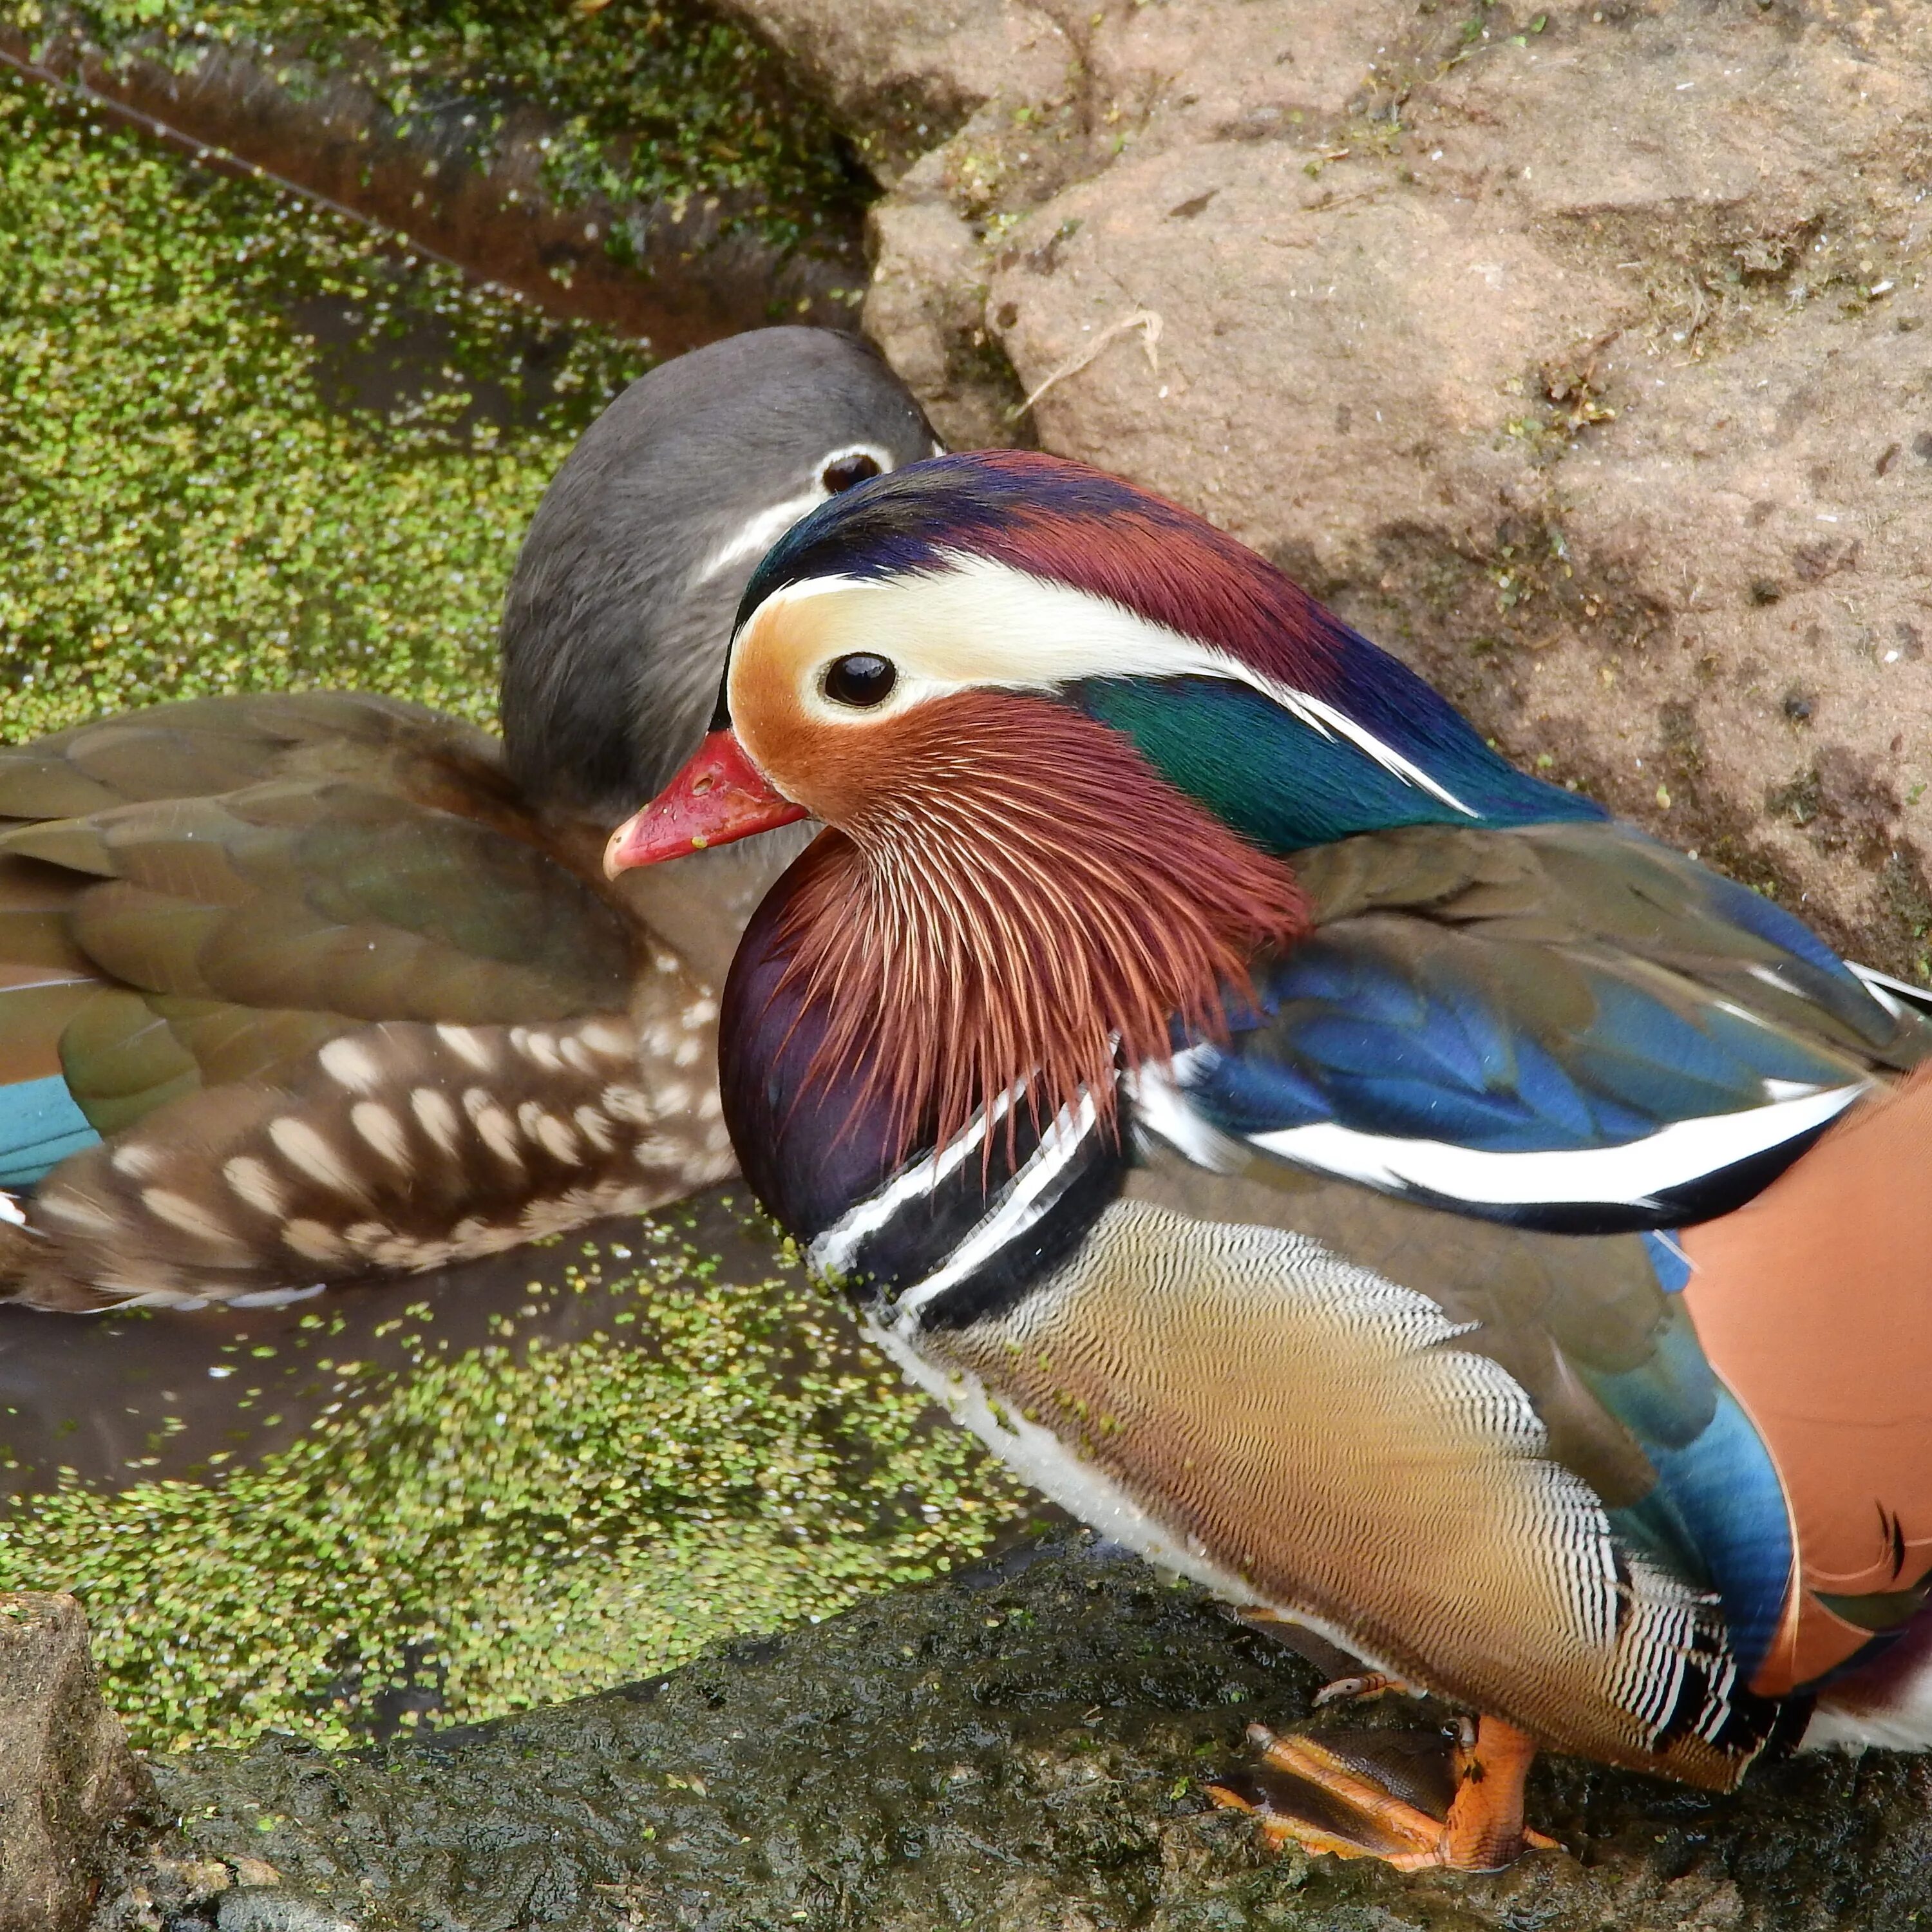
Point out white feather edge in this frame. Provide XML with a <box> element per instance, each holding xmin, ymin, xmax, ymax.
<box><xmin>1240</xmin><ymin>1084</ymin><xmax>1866</xmax><ymax>1210</ymax></box>
<box><xmin>1847</xmin><ymin>959</ymin><xmax>1932</xmax><ymax>1021</ymax></box>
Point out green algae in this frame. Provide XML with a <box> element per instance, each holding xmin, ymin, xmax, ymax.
<box><xmin>8</xmin><ymin>0</ymin><xmax>866</xmax><ymax>253</ymax></box>
<box><xmin>0</xmin><ymin>72</ymin><xmax>1025</xmax><ymax>1754</ymax></box>
<box><xmin>0</xmin><ymin>65</ymin><xmax>653</xmax><ymax>740</ymax></box>
<box><xmin>0</xmin><ymin>1206</ymin><xmax>1026</xmax><ymax>1754</ymax></box>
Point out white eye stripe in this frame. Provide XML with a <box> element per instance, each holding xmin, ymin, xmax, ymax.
<box><xmin>694</xmin><ymin>443</ymin><xmax>899</xmax><ymax>585</ymax></box>
<box><xmin>744</xmin><ymin>553</ymin><xmax>1477</xmax><ymax>815</ymax></box>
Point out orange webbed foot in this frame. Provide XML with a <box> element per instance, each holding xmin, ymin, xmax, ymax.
<box><xmin>1205</xmin><ymin>1714</ymin><xmax>1561</xmax><ymax>1872</ymax></box>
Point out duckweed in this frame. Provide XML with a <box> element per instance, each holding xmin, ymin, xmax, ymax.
<box><xmin>0</xmin><ymin>75</ymin><xmax>1024</xmax><ymax>1750</ymax></box>
<box><xmin>0</xmin><ymin>67</ymin><xmax>654</xmax><ymax>739</ymax></box>
<box><xmin>0</xmin><ymin>1213</ymin><xmax>1025</xmax><ymax>1753</ymax></box>
<box><xmin>8</xmin><ymin>0</ymin><xmax>866</xmax><ymax>252</ymax></box>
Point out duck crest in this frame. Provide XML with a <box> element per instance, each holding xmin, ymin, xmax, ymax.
<box><xmin>723</xmin><ymin>688</ymin><xmax>1309</xmax><ymax>1222</ymax></box>
<box><xmin>744</xmin><ymin>451</ymin><xmax>1602</xmax><ymax>846</ymax></box>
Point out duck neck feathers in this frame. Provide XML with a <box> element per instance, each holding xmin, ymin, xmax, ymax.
<box><xmin>723</xmin><ymin>691</ymin><xmax>1310</xmax><ymax>1227</ymax></box>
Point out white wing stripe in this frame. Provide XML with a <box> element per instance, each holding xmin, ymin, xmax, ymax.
<box><xmin>1240</xmin><ymin>1082</ymin><xmax>1866</xmax><ymax>1209</ymax></box>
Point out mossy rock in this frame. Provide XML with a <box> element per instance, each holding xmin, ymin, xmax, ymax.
<box><xmin>111</xmin><ymin>1536</ymin><xmax>1932</xmax><ymax>1930</ymax></box>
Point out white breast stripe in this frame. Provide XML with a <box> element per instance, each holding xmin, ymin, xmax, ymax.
<box><xmin>892</xmin><ymin>1090</ymin><xmax>1100</xmax><ymax>1320</ymax></box>
<box><xmin>807</xmin><ymin>1081</ymin><xmax>1023</xmax><ymax>1282</ymax></box>
<box><xmin>1241</xmin><ymin>1082</ymin><xmax>1866</xmax><ymax>1209</ymax></box>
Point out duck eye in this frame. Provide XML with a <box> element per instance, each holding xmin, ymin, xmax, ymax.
<box><xmin>822</xmin><ymin>652</ymin><xmax>897</xmax><ymax>708</ymax></box>
<box><xmin>820</xmin><ymin>451</ymin><xmax>882</xmax><ymax>493</ymax></box>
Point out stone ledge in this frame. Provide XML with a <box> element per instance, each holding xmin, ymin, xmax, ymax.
<box><xmin>0</xmin><ymin>1591</ymin><xmax>146</xmax><ymax>1932</ymax></box>
<box><xmin>90</xmin><ymin>1539</ymin><xmax>1932</xmax><ymax>1931</ymax></box>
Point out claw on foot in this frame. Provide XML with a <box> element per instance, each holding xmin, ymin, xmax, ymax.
<box><xmin>1312</xmin><ymin>1671</ymin><xmax>1428</xmax><ymax>1708</ymax></box>
<box><xmin>1205</xmin><ymin>1714</ymin><xmax>1560</xmax><ymax>1872</ymax></box>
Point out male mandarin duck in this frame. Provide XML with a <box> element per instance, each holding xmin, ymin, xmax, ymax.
<box><xmin>607</xmin><ymin>448</ymin><xmax>1932</xmax><ymax>1872</ymax></box>
<box><xmin>0</xmin><ymin>327</ymin><xmax>937</xmax><ymax>1311</ymax></box>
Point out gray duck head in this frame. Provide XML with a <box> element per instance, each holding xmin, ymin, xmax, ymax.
<box><xmin>499</xmin><ymin>327</ymin><xmax>939</xmax><ymax>825</ymax></box>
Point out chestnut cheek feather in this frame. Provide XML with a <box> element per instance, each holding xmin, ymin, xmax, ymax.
<box><xmin>766</xmin><ymin>688</ymin><xmax>1312</xmax><ymax>1163</ymax></box>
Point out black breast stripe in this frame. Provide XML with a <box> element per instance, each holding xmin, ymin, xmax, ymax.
<box><xmin>808</xmin><ymin>1085</ymin><xmax>1128</xmax><ymax>1329</ymax></box>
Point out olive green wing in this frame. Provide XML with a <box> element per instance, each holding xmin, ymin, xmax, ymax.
<box><xmin>0</xmin><ymin>695</ymin><xmax>634</xmax><ymax>1172</ymax></box>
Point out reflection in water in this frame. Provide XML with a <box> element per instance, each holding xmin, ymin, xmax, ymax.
<box><xmin>0</xmin><ymin>1193</ymin><xmax>781</xmax><ymax>1497</ymax></box>
<box><xmin>0</xmin><ymin>1191</ymin><xmax>1033</xmax><ymax>1752</ymax></box>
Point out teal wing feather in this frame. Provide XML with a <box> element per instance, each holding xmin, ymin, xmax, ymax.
<box><xmin>0</xmin><ymin>694</ymin><xmax>638</xmax><ymax>1187</ymax></box>
<box><xmin>1168</xmin><ymin>820</ymin><xmax>1929</xmax><ymax>1231</ymax></box>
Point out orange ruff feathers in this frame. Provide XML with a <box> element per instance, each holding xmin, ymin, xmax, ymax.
<box><xmin>773</xmin><ymin>690</ymin><xmax>1311</xmax><ymax>1160</ymax></box>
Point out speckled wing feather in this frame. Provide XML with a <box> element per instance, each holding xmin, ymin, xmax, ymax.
<box><xmin>0</xmin><ymin>692</ymin><xmax>628</xmax><ymax>1131</ymax></box>
<box><xmin>1167</xmin><ymin>820</ymin><xmax>1930</xmax><ymax>1229</ymax></box>
<box><xmin>0</xmin><ymin>694</ymin><xmax>734</xmax><ymax>1307</ymax></box>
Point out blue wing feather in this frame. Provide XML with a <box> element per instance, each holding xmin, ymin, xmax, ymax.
<box><xmin>0</xmin><ymin>1073</ymin><xmax>101</xmax><ymax>1189</ymax></box>
<box><xmin>1190</xmin><ymin>935</ymin><xmax>1862</xmax><ymax>1150</ymax></box>
<box><xmin>1567</xmin><ymin>1275</ymin><xmax>1794</xmax><ymax>1683</ymax></box>
<box><xmin>1161</xmin><ymin>914</ymin><xmax>1882</xmax><ymax>1228</ymax></box>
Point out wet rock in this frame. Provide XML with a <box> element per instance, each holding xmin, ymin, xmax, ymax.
<box><xmin>0</xmin><ymin>1592</ymin><xmax>146</xmax><ymax>1932</ymax></box>
<box><xmin>100</xmin><ymin>1539</ymin><xmax>1932</xmax><ymax>1929</ymax></box>
<box><xmin>215</xmin><ymin>1891</ymin><xmax>356</xmax><ymax>1932</ymax></box>
<box><xmin>0</xmin><ymin>14</ymin><xmax>864</xmax><ymax>355</ymax></box>
<box><xmin>781</xmin><ymin>0</ymin><xmax>1932</xmax><ymax>970</ymax></box>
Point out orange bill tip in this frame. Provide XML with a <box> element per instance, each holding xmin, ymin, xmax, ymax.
<box><xmin>603</xmin><ymin>729</ymin><xmax>809</xmax><ymax>876</ymax></box>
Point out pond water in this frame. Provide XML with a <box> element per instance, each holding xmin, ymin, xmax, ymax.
<box><xmin>0</xmin><ymin>52</ymin><xmax>1030</xmax><ymax>1754</ymax></box>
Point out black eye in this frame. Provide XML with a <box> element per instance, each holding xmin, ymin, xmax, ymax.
<box><xmin>820</xmin><ymin>451</ymin><xmax>882</xmax><ymax>493</ymax></box>
<box><xmin>822</xmin><ymin>653</ymin><xmax>897</xmax><ymax>708</ymax></box>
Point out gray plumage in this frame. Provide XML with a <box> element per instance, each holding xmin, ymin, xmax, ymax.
<box><xmin>500</xmin><ymin>327</ymin><xmax>938</xmax><ymax>821</ymax></box>
<box><xmin>0</xmin><ymin>327</ymin><xmax>938</xmax><ymax>1307</ymax></box>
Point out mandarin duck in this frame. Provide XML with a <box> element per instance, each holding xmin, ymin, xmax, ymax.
<box><xmin>0</xmin><ymin>327</ymin><xmax>937</xmax><ymax>1311</ymax></box>
<box><xmin>607</xmin><ymin>448</ymin><xmax>1932</xmax><ymax>1872</ymax></box>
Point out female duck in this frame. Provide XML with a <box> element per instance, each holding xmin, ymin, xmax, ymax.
<box><xmin>0</xmin><ymin>327</ymin><xmax>936</xmax><ymax>1310</ymax></box>
<box><xmin>609</xmin><ymin>449</ymin><xmax>1932</xmax><ymax>1871</ymax></box>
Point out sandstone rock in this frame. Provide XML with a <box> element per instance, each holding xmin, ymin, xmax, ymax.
<box><xmin>0</xmin><ymin>1593</ymin><xmax>145</xmax><ymax>1932</ymax></box>
<box><xmin>793</xmin><ymin>0</ymin><xmax>1932</xmax><ymax>969</ymax></box>
<box><xmin>708</xmin><ymin>0</ymin><xmax>1075</xmax><ymax>184</ymax></box>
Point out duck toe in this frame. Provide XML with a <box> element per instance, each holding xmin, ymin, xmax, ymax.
<box><xmin>1205</xmin><ymin>1716</ymin><xmax>1559</xmax><ymax>1872</ymax></box>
